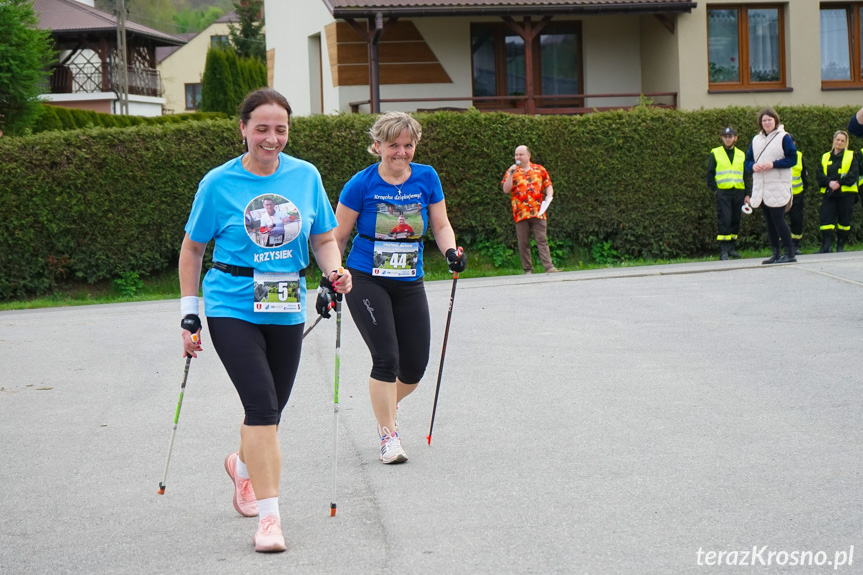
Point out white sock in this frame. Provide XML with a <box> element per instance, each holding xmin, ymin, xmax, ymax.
<box><xmin>257</xmin><ymin>497</ymin><xmax>280</xmax><ymax>521</ymax></box>
<box><xmin>236</xmin><ymin>456</ymin><xmax>250</xmax><ymax>479</ymax></box>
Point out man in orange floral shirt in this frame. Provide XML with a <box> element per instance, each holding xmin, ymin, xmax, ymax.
<box><xmin>501</xmin><ymin>145</ymin><xmax>558</xmax><ymax>274</ymax></box>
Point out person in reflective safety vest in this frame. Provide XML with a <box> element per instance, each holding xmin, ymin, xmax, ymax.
<box><xmin>706</xmin><ymin>126</ymin><xmax>749</xmax><ymax>260</ymax></box>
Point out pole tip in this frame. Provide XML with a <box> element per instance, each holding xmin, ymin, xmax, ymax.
<box><xmin>426</xmin><ymin>435</ymin><xmax>432</xmax><ymax>445</ymax></box>
<box><xmin>330</xmin><ymin>504</ymin><xmax>337</xmax><ymax>517</ymax></box>
<box><xmin>157</xmin><ymin>488</ymin><xmax>165</xmax><ymax>495</ymax></box>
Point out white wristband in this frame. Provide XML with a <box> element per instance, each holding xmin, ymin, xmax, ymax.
<box><xmin>181</xmin><ymin>296</ymin><xmax>199</xmax><ymax>317</ymax></box>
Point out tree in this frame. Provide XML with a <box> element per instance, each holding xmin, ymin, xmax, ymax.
<box><xmin>199</xmin><ymin>46</ymin><xmax>233</xmax><ymax>114</ymax></box>
<box><xmin>173</xmin><ymin>6</ymin><xmax>225</xmax><ymax>34</ymax></box>
<box><xmin>199</xmin><ymin>45</ymin><xmax>267</xmax><ymax>115</ymax></box>
<box><xmin>96</xmin><ymin>0</ymin><xmax>178</xmax><ymax>34</ymax></box>
<box><xmin>228</xmin><ymin>0</ymin><xmax>265</xmax><ymax>63</ymax></box>
<box><xmin>224</xmin><ymin>45</ymin><xmax>244</xmax><ymax>108</ymax></box>
<box><xmin>0</xmin><ymin>0</ymin><xmax>55</xmax><ymax>136</ymax></box>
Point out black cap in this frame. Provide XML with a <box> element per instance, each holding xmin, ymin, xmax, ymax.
<box><xmin>721</xmin><ymin>126</ymin><xmax>737</xmax><ymax>136</ymax></box>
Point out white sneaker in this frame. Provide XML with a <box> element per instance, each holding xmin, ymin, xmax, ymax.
<box><xmin>379</xmin><ymin>426</ymin><xmax>407</xmax><ymax>464</ymax></box>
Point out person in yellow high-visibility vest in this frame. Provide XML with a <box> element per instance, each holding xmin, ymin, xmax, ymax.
<box><xmin>786</xmin><ymin>134</ymin><xmax>809</xmax><ymax>255</ymax></box>
<box><xmin>706</xmin><ymin>126</ymin><xmax>749</xmax><ymax>260</ymax></box>
<box><xmin>816</xmin><ymin>130</ymin><xmax>859</xmax><ymax>253</ymax></box>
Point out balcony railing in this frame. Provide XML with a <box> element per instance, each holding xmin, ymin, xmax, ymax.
<box><xmin>49</xmin><ymin>63</ymin><xmax>164</xmax><ymax>98</ymax></box>
<box><xmin>349</xmin><ymin>92</ymin><xmax>677</xmax><ymax>114</ymax></box>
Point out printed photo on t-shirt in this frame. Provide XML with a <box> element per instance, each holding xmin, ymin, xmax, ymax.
<box><xmin>373</xmin><ymin>202</ymin><xmax>423</xmax><ymax>240</ymax></box>
<box><xmin>245</xmin><ymin>194</ymin><xmax>301</xmax><ymax>248</ymax></box>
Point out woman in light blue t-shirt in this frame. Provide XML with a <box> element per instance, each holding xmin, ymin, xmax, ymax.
<box><xmin>178</xmin><ymin>89</ymin><xmax>351</xmax><ymax>553</ymax></box>
<box><xmin>334</xmin><ymin>112</ymin><xmax>466</xmax><ymax>465</ymax></box>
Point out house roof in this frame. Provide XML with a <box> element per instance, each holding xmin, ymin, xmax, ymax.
<box><xmin>156</xmin><ymin>11</ymin><xmax>242</xmax><ymax>64</ymax></box>
<box><xmin>214</xmin><ymin>10</ymin><xmax>240</xmax><ymax>24</ymax></box>
<box><xmin>32</xmin><ymin>0</ymin><xmax>185</xmax><ymax>45</ymax></box>
<box><xmin>155</xmin><ymin>33</ymin><xmax>198</xmax><ymax>64</ymax></box>
<box><xmin>322</xmin><ymin>0</ymin><xmax>696</xmax><ymax>17</ymax></box>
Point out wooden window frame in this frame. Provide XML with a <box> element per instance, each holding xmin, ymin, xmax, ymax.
<box><xmin>707</xmin><ymin>4</ymin><xmax>786</xmax><ymax>92</ymax></box>
<box><xmin>821</xmin><ymin>3</ymin><xmax>863</xmax><ymax>89</ymax></box>
<box><xmin>469</xmin><ymin>21</ymin><xmax>583</xmax><ymax>109</ymax></box>
<box><xmin>184</xmin><ymin>83</ymin><xmax>201</xmax><ymax>110</ymax></box>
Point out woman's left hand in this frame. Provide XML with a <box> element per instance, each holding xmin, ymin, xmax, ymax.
<box><xmin>330</xmin><ymin>269</ymin><xmax>352</xmax><ymax>294</ymax></box>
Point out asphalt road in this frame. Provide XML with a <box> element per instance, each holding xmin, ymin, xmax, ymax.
<box><xmin>1</xmin><ymin>253</ymin><xmax>862</xmax><ymax>574</ymax></box>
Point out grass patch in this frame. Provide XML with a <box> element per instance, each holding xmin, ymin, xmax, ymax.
<box><xmin>0</xmin><ymin>242</ymin><xmax>849</xmax><ymax>311</ymax></box>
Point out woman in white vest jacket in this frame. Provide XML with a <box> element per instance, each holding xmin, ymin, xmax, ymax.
<box><xmin>743</xmin><ymin>107</ymin><xmax>798</xmax><ymax>264</ymax></box>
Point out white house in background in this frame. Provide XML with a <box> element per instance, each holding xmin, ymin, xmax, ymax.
<box><xmin>158</xmin><ymin>11</ymin><xmax>267</xmax><ymax>114</ymax></box>
<box><xmin>33</xmin><ymin>0</ymin><xmax>184</xmax><ymax>116</ymax></box>
<box><xmin>265</xmin><ymin>0</ymin><xmax>696</xmax><ymax>116</ymax></box>
<box><xmin>265</xmin><ymin>0</ymin><xmax>863</xmax><ymax>117</ymax></box>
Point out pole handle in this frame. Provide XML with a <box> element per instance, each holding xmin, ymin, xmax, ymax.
<box><xmin>185</xmin><ymin>333</ymin><xmax>200</xmax><ymax>359</ymax></box>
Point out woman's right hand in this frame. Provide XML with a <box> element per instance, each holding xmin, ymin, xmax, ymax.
<box><xmin>182</xmin><ymin>330</ymin><xmax>202</xmax><ymax>358</ymax></box>
<box><xmin>180</xmin><ymin>314</ymin><xmax>203</xmax><ymax>358</ymax></box>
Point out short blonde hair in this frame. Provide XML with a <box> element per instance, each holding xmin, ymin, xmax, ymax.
<box><xmin>367</xmin><ymin>111</ymin><xmax>422</xmax><ymax>156</ymax></box>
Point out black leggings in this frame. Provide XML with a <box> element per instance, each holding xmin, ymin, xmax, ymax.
<box><xmin>345</xmin><ymin>268</ymin><xmax>431</xmax><ymax>384</ymax></box>
<box><xmin>762</xmin><ymin>204</ymin><xmax>794</xmax><ymax>252</ymax></box>
<box><xmin>207</xmin><ymin>317</ymin><xmax>303</xmax><ymax>426</ymax></box>
<box><xmin>787</xmin><ymin>192</ymin><xmax>804</xmax><ymax>238</ymax></box>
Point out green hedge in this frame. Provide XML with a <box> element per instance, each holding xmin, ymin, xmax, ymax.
<box><xmin>30</xmin><ymin>104</ymin><xmax>227</xmax><ymax>133</ymax></box>
<box><xmin>1</xmin><ymin>105</ymin><xmax>861</xmax><ymax>300</ymax></box>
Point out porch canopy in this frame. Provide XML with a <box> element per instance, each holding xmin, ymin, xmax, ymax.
<box><xmin>33</xmin><ymin>0</ymin><xmax>183</xmax><ymax>97</ymax></box>
<box><xmin>321</xmin><ymin>0</ymin><xmax>697</xmax><ymax>113</ymax></box>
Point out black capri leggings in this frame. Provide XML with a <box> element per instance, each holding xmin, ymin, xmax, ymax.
<box><xmin>207</xmin><ymin>316</ymin><xmax>303</xmax><ymax>426</ymax></box>
<box><xmin>345</xmin><ymin>268</ymin><xmax>431</xmax><ymax>384</ymax></box>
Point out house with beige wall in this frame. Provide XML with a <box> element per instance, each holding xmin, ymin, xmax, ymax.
<box><xmin>158</xmin><ymin>12</ymin><xmax>265</xmax><ymax>114</ymax></box>
<box><xmin>265</xmin><ymin>0</ymin><xmax>863</xmax><ymax>117</ymax></box>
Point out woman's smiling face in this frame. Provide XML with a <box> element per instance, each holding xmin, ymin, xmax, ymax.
<box><xmin>377</xmin><ymin>128</ymin><xmax>415</xmax><ymax>176</ymax></box>
<box><xmin>240</xmin><ymin>103</ymin><xmax>289</xmax><ymax>174</ymax></box>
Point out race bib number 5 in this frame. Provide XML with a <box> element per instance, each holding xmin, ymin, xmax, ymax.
<box><xmin>252</xmin><ymin>271</ymin><xmax>301</xmax><ymax>312</ymax></box>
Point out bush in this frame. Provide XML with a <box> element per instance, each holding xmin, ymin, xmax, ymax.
<box><xmin>26</xmin><ymin>103</ymin><xmax>228</xmax><ymax>134</ymax></box>
<box><xmin>1</xmin><ymin>104</ymin><xmax>861</xmax><ymax>300</ymax></box>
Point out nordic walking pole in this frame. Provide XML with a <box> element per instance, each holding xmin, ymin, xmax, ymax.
<box><xmin>158</xmin><ymin>333</ymin><xmax>199</xmax><ymax>495</ymax></box>
<box><xmin>427</xmin><ymin>248</ymin><xmax>463</xmax><ymax>445</ymax></box>
<box><xmin>303</xmin><ymin>314</ymin><xmax>324</xmax><ymax>339</ymax></box>
<box><xmin>330</xmin><ymin>267</ymin><xmax>344</xmax><ymax>517</ymax></box>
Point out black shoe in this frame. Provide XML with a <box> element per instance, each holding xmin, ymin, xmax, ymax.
<box><xmin>762</xmin><ymin>254</ymin><xmax>780</xmax><ymax>265</ymax></box>
<box><xmin>837</xmin><ymin>244</ymin><xmax>845</xmax><ymax>253</ymax></box>
<box><xmin>719</xmin><ymin>251</ymin><xmax>729</xmax><ymax>261</ymax></box>
<box><xmin>776</xmin><ymin>254</ymin><xmax>797</xmax><ymax>263</ymax></box>
<box><xmin>794</xmin><ymin>246</ymin><xmax>802</xmax><ymax>255</ymax></box>
<box><xmin>727</xmin><ymin>249</ymin><xmax>741</xmax><ymax>259</ymax></box>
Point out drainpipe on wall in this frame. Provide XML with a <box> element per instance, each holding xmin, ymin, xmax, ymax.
<box><xmin>369</xmin><ymin>11</ymin><xmax>383</xmax><ymax>114</ymax></box>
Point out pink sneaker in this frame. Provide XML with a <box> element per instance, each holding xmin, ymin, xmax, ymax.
<box><xmin>224</xmin><ymin>453</ymin><xmax>258</xmax><ymax>517</ymax></box>
<box><xmin>253</xmin><ymin>516</ymin><xmax>286</xmax><ymax>553</ymax></box>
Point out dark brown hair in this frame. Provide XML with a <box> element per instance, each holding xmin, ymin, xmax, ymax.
<box><xmin>756</xmin><ymin>107</ymin><xmax>780</xmax><ymax>134</ymax></box>
<box><xmin>239</xmin><ymin>89</ymin><xmax>292</xmax><ymax>151</ymax></box>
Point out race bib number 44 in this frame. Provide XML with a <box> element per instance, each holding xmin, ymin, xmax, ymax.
<box><xmin>372</xmin><ymin>242</ymin><xmax>419</xmax><ymax>277</ymax></box>
<box><xmin>252</xmin><ymin>271</ymin><xmax>301</xmax><ymax>312</ymax></box>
